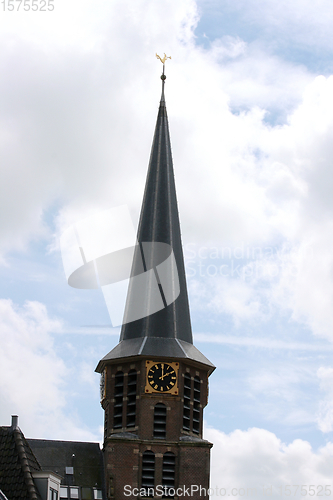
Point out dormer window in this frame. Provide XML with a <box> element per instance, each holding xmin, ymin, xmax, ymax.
<box><xmin>31</xmin><ymin>471</ymin><xmax>61</xmax><ymax>500</ymax></box>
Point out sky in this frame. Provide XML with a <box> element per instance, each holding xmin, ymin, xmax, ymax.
<box><xmin>1</xmin><ymin>0</ymin><xmax>333</xmax><ymax>496</ymax></box>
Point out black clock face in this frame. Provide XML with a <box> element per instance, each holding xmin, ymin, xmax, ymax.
<box><xmin>147</xmin><ymin>363</ymin><xmax>177</xmax><ymax>392</ymax></box>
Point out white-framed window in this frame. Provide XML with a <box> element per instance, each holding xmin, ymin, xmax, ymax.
<box><xmin>50</xmin><ymin>488</ymin><xmax>59</xmax><ymax>500</ymax></box>
<box><xmin>60</xmin><ymin>486</ymin><xmax>68</xmax><ymax>499</ymax></box>
<box><xmin>70</xmin><ymin>487</ymin><xmax>79</xmax><ymax>499</ymax></box>
<box><xmin>93</xmin><ymin>490</ymin><xmax>103</xmax><ymax>500</ymax></box>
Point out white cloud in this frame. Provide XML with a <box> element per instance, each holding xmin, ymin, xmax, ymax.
<box><xmin>195</xmin><ymin>333</ymin><xmax>333</xmax><ymax>351</ymax></box>
<box><xmin>316</xmin><ymin>367</ymin><xmax>333</xmax><ymax>433</ymax></box>
<box><xmin>246</xmin><ymin>365</ymin><xmax>316</xmax><ymax>426</ymax></box>
<box><xmin>2</xmin><ymin>0</ymin><xmax>333</xmax><ymax>448</ymax></box>
<box><xmin>0</xmin><ymin>0</ymin><xmax>201</xmax><ymax>254</ymax></box>
<box><xmin>209</xmin><ymin>278</ymin><xmax>268</xmax><ymax>325</ymax></box>
<box><xmin>0</xmin><ymin>0</ymin><xmax>316</xmax><ymax>254</ymax></box>
<box><xmin>205</xmin><ymin>426</ymin><xmax>333</xmax><ymax>499</ymax></box>
<box><xmin>208</xmin><ymin>37</ymin><xmax>312</xmax><ymax>116</ymax></box>
<box><xmin>0</xmin><ymin>299</ymin><xmax>98</xmax><ymax>440</ymax></box>
<box><xmin>187</xmin><ymin>74</ymin><xmax>333</xmax><ymax>338</ymax></box>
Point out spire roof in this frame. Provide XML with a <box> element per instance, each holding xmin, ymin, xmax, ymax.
<box><xmin>120</xmin><ymin>76</ymin><xmax>192</xmax><ymax>345</ymax></box>
<box><xmin>96</xmin><ymin>70</ymin><xmax>214</xmax><ymax>372</ymax></box>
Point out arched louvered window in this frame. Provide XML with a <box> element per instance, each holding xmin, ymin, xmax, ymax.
<box><xmin>193</xmin><ymin>376</ymin><xmax>201</xmax><ymax>434</ymax></box>
<box><xmin>126</xmin><ymin>369</ymin><xmax>137</xmax><ymax>427</ymax></box>
<box><xmin>141</xmin><ymin>451</ymin><xmax>155</xmax><ymax>497</ymax></box>
<box><xmin>183</xmin><ymin>373</ymin><xmax>191</xmax><ymax>431</ymax></box>
<box><xmin>154</xmin><ymin>403</ymin><xmax>167</xmax><ymax>439</ymax></box>
<box><xmin>113</xmin><ymin>371</ymin><xmax>124</xmax><ymax>429</ymax></box>
<box><xmin>104</xmin><ymin>403</ymin><xmax>109</xmax><ymax>441</ymax></box>
<box><xmin>162</xmin><ymin>452</ymin><xmax>176</xmax><ymax>498</ymax></box>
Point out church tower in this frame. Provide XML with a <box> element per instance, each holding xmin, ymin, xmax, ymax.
<box><xmin>96</xmin><ymin>64</ymin><xmax>215</xmax><ymax>499</ymax></box>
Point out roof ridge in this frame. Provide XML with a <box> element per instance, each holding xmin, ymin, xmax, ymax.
<box><xmin>13</xmin><ymin>429</ymin><xmax>41</xmax><ymax>500</ymax></box>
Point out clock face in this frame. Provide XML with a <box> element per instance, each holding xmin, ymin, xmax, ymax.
<box><xmin>147</xmin><ymin>362</ymin><xmax>177</xmax><ymax>393</ymax></box>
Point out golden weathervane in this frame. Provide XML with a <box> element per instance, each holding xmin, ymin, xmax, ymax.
<box><xmin>156</xmin><ymin>53</ymin><xmax>171</xmax><ymax>64</ymax></box>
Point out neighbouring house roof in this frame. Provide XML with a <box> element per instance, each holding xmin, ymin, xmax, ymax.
<box><xmin>0</xmin><ymin>424</ymin><xmax>42</xmax><ymax>500</ymax></box>
<box><xmin>1</xmin><ymin>417</ymin><xmax>105</xmax><ymax>499</ymax></box>
<box><xmin>27</xmin><ymin>439</ymin><xmax>104</xmax><ymax>489</ymax></box>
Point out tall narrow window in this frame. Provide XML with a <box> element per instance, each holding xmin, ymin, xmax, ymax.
<box><xmin>162</xmin><ymin>452</ymin><xmax>176</xmax><ymax>498</ymax></box>
<box><xmin>154</xmin><ymin>403</ymin><xmax>167</xmax><ymax>439</ymax></box>
<box><xmin>183</xmin><ymin>373</ymin><xmax>191</xmax><ymax>431</ymax></box>
<box><xmin>193</xmin><ymin>376</ymin><xmax>201</xmax><ymax>434</ymax></box>
<box><xmin>113</xmin><ymin>371</ymin><xmax>124</xmax><ymax>429</ymax></box>
<box><xmin>104</xmin><ymin>403</ymin><xmax>109</xmax><ymax>441</ymax></box>
<box><xmin>126</xmin><ymin>369</ymin><xmax>137</xmax><ymax>427</ymax></box>
<box><xmin>141</xmin><ymin>451</ymin><xmax>155</xmax><ymax>497</ymax></box>
<box><xmin>50</xmin><ymin>489</ymin><xmax>58</xmax><ymax>500</ymax></box>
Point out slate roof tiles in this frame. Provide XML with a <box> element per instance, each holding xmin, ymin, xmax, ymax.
<box><xmin>0</xmin><ymin>425</ymin><xmax>42</xmax><ymax>500</ymax></box>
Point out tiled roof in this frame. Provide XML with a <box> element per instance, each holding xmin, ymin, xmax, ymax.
<box><xmin>0</xmin><ymin>425</ymin><xmax>42</xmax><ymax>500</ymax></box>
<box><xmin>28</xmin><ymin>439</ymin><xmax>104</xmax><ymax>488</ymax></box>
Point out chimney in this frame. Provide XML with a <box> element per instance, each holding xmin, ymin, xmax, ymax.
<box><xmin>11</xmin><ymin>415</ymin><xmax>18</xmax><ymax>430</ymax></box>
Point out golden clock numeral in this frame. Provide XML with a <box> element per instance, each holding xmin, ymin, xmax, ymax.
<box><xmin>150</xmin><ymin>379</ymin><xmax>154</xmax><ymax>385</ymax></box>
<box><xmin>171</xmin><ymin>376</ymin><xmax>176</xmax><ymax>380</ymax></box>
<box><xmin>166</xmin><ymin>386</ymin><xmax>170</xmax><ymax>390</ymax></box>
<box><xmin>154</xmin><ymin>384</ymin><xmax>158</xmax><ymax>389</ymax></box>
<box><xmin>148</xmin><ymin>375</ymin><xmax>153</xmax><ymax>378</ymax></box>
<box><xmin>160</xmin><ymin>387</ymin><xmax>163</xmax><ymax>391</ymax></box>
<box><xmin>170</xmin><ymin>381</ymin><xmax>174</xmax><ymax>386</ymax></box>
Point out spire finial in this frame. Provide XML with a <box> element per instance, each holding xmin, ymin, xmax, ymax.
<box><xmin>156</xmin><ymin>53</ymin><xmax>171</xmax><ymax>101</ymax></box>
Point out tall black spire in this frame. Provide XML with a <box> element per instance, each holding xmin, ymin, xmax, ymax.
<box><xmin>96</xmin><ymin>64</ymin><xmax>214</xmax><ymax>371</ymax></box>
<box><xmin>120</xmin><ymin>64</ymin><xmax>192</xmax><ymax>345</ymax></box>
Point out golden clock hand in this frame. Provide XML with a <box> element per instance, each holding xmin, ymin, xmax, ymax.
<box><xmin>160</xmin><ymin>369</ymin><xmax>174</xmax><ymax>380</ymax></box>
